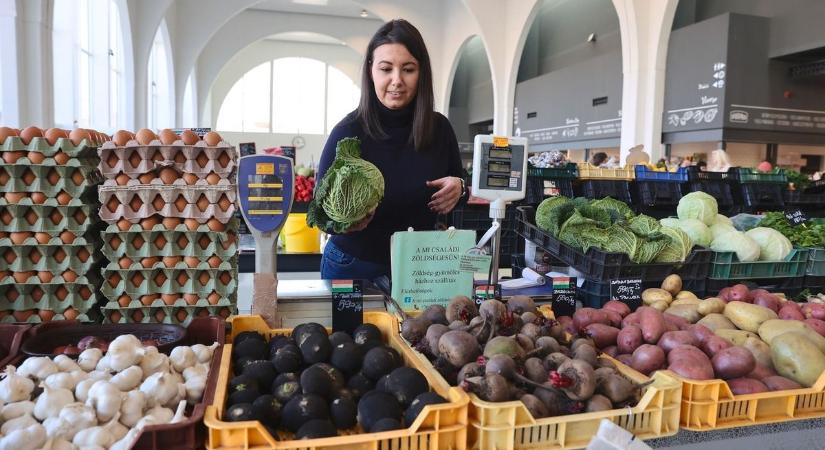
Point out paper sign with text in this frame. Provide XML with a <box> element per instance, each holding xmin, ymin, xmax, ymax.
<box><xmin>391</xmin><ymin>230</ymin><xmax>475</xmax><ymax>311</ymax></box>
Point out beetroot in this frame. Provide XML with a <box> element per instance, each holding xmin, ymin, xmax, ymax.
<box><xmin>438</xmin><ymin>331</ymin><xmax>481</xmax><ymax>368</ymax></box>
<box><xmin>457</xmin><ymin>361</ymin><xmax>484</xmax><ymax>384</ymax></box>
<box><xmin>506</xmin><ymin>295</ymin><xmax>537</xmax><ymax>315</ymax></box>
<box><xmin>401</xmin><ymin>315</ymin><xmax>431</xmax><ymax>345</ymax></box>
<box><xmin>483</xmin><ymin>336</ymin><xmax>525</xmax><ymax>360</ymax></box>
<box><xmin>422</xmin><ymin>304</ymin><xmax>448</xmax><ymax>325</ymax></box>
<box><xmin>462</xmin><ymin>373</ymin><xmax>511</xmax><ymax>402</ymax></box>
<box><xmin>446</xmin><ymin>296</ymin><xmax>479</xmax><ymax>324</ymax></box>
<box><xmin>586</xmin><ymin>394</ymin><xmax>613</xmax><ymax>412</ymax></box>
<box><xmin>597</xmin><ymin>373</ymin><xmax>636</xmax><ymax>404</ymax></box>
<box><xmin>551</xmin><ymin>359</ymin><xmax>596</xmax><ymax>401</ymax></box>
<box><xmin>520</xmin><ymin>394</ymin><xmax>549</xmax><ymax>418</ymax></box>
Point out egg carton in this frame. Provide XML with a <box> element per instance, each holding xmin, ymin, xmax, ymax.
<box><xmin>100</xmin><ymin>265</ymin><xmax>237</xmax><ymax>297</ymax></box>
<box><xmin>0</xmin><ymin>164</ymin><xmax>103</xmax><ymax>196</ymax></box>
<box><xmin>0</xmin><ymin>136</ymin><xmax>99</xmax><ymax>158</ymax></box>
<box><xmin>0</xmin><ymin>310</ymin><xmax>98</xmax><ymax>323</ymax></box>
<box><xmin>101</xmin><ymin>293</ymin><xmax>235</xmax><ymax>309</ymax></box>
<box><xmin>98</xmin><ymin>143</ymin><xmax>237</xmax><ymax>179</ymax></box>
<box><xmin>0</xmin><ymin>154</ymin><xmax>100</xmax><ymax>168</ymax></box>
<box><xmin>0</xmin><ymin>289</ymin><xmax>98</xmax><ymax>314</ymax></box>
<box><xmin>98</xmin><ymin>184</ymin><xmax>236</xmax><ymax>224</ymax></box>
<box><xmin>0</xmin><ymin>233</ymin><xmax>100</xmax><ymax>248</ymax></box>
<box><xmin>101</xmin><ymin>304</ymin><xmax>235</xmax><ymax>326</ymax></box>
<box><xmin>101</xmin><ymin>227</ymin><xmax>238</xmax><ymax>260</ymax></box>
<box><xmin>100</xmin><ymin>172</ymin><xmax>234</xmax><ymax>188</ymax></box>
<box><xmin>0</xmin><ymin>204</ymin><xmax>102</xmax><ymax>234</ymax></box>
<box><xmin>0</xmin><ymin>242</ymin><xmax>100</xmax><ymax>272</ymax></box>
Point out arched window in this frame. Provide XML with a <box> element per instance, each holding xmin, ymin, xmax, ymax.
<box><xmin>182</xmin><ymin>71</ymin><xmax>197</xmax><ymax>127</ymax></box>
<box><xmin>147</xmin><ymin>21</ymin><xmax>174</xmax><ymax>129</ymax></box>
<box><xmin>216</xmin><ymin>57</ymin><xmax>359</xmax><ymax>134</ymax></box>
<box><xmin>53</xmin><ymin>0</ymin><xmax>125</xmax><ymax>131</ymax></box>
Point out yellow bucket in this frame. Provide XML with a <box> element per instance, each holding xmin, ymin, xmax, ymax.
<box><xmin>282</xmin><ymin>213</ymin><xmax>320</xmax><ymax>253</ymax></box>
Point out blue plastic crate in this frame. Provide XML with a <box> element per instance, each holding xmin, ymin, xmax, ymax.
<box><xmin>634</xmin><ymin>166</ymin><xmax>689</xmax><ymax>182</ymax></box>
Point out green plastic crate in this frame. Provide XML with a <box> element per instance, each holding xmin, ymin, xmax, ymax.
<box><xmin>710</xmin><ymin>248</ymin><xmax>809</xmax><ymax>279</ymax></box>
<box><xmin>736</xmin><ymin>167</ymin><xmax>787</xmax><ymax>184</ymax></box>
<box><xmin>527</xmin><ymin>163</ymin><xmax>578</xmax><ymax>179</ymax></box>
<box><xmin>807</xmin><ymin>248</ymin><xmax>825</xmax><ymax>276</ymax></box>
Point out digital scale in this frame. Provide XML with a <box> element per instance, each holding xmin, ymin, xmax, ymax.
<box><xmin>471</xmin><ymin>135</ymin><xmax>528</xmax><ymax>285</ymax></box>
<box><xmin>237</xmin><ymin>155</ymin><xmax>295</xmax><ymax>317</ymax></box>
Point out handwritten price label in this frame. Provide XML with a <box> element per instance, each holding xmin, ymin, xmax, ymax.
<box><xmin>331</xmin><ymin>280</ymin><xmax>363</xmax><ymax>334</ymax></box>
<box><xmin>610</xmin><ymin>278</ymin><xmax>642</xmax><ymax>310</ymax></box>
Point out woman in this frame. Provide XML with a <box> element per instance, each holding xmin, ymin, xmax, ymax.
<box><xmin>590</xmin><ymin>152</ymin><xmax>608</xmax><ymax>167</ymax></box>
<box><xmin>316</xmin><ymin>19</ymin><xmax>465</xmax><ymax>280</ymax></box>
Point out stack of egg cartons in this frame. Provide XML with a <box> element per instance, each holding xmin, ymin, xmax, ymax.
<box><xmin>97</xmin><ymin>129</ymin><xmax>238</xmax><ymax>325</ymax></box>
<box><xmin>0</xmin><ymin>126</ymin><xmax>105</xmax><ymax>322</ymax></box>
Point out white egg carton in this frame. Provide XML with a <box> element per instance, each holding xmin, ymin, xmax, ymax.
<box><xmin>98</xmin><ymin>141</ymin><xmax>237</xmax><ymax>179</ymax></box>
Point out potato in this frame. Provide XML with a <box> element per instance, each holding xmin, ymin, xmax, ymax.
<box><xmin>675</xmin><ymin>291</ymin><xmax>699</xmax><ymax>301</ymax></box>
<box><xmin>573</xmin><ymin>308</ymin><xmax>610</xmax><ymax>331</ymax></box>
<box><xmin>663</xmin><ymin>313</ymin><xmax>690</xmax><ymax>331</ymax></box>
<box><xmin>778</xmin><ymin>303</ymin><xmax>805</xmax><ymax>321</ymax></box>
<box><xmin>711</xmin><ymin>346</ymin><xmax>756</xmax><ymax>379</ymax></box>
<box><xmin>650</xmin><ymin>301</ymin><xmax>669</xmax><ymax>312</ymax></box>
<box><xmin>701</xmin><ymin>335</ymin><xmax>732</xmax><ymax>357</ymax></box>
<box><xmin>671</xmin><ymin>297</ymin><xmax>700</xmax><ymax>307</ymax></box>
<box><xmin>642</xmin><ymin>288</ymin><xmax>672</xmax><ymax>306</ymax></box>
<box><xmin>615</xmin><ymin>354</ymin><xmax>633</xmax><ymax>366</ymax></box>
<box><xmin>804</xmin><ymin>318</ymin><xmax>825</xmax><ymax>338</ymax></box>
<box><xmin>741</xmin><ymin>336</ymin><xmax>773</xmax><ymax>370</ymax></box>
<box><xmin>771</xmin><ymin>332</ymin><xmax>825</xmax><ymax>387</ymax></box>
<box><xmin>802</xmin><ymin>303</ymin><xmax>825</xmax><ymax>321</ymax></box>
<box><xmin>697</xmin><ymin>313</ymin><xmax>736</xmax><ymax>332</ymax></box>
<box><xmin>664</xmin><ymin>304</ymin><xmax>700</xmax><ymax>324</ymax></box>
<box><xmin>639</xmin><ymin>307</ymin><xmax>666</xmax><ymax>344</ymax></box>
<box><xmin>762</xmin><ymin>375</ymin><xmax>802</xmax><ymax>391</ymax></box>
<box><xmin>602</xmin><ymin>345</ymin><xmax>619</xmax><ymax>358</ymax></box>
<box><xmin>631</xmin><ymin>344</ymin><xmax>665</xmax><ymax>375</ymax></box>
<box><xmin>617</xmin><ymin>325</ymin><xmax>643</xmax><ymax>354</ymax></box>
<box><xmin>583</xmin><ymin>323</ymin><xmax>620</xmax><ymax>349</ymax></box>
<box><xmin>688</xmin><ymin>324</ymin><xmax>714</xmax><ymax>343</ymax></box>
<box><xmin>602</xmin><ymin>309</ymin><xmax>623</xmax><ymax>328</ymax></box>
<box><xmin>602</xmin><ymin>300</ymin><xmax>631</xmax><ymax>318</ymax></box>
<box><xmin>661</xmin><ymin>275</ymin><xmax>682</xmax><ymax>296</ymax></box>
<box><xmin>758</xmin><ymin>319</ymin><xmax>825</xmax><ymax>352</ymax></box>
<box><xmin>727</xmin><ymin>378</ymin><xmax>768</xmax><ymax>395</ymax></box>
<box><xmin>723</xmin><ymin>301</ymin><xmax>778</xmax><ymax>332</ymax></box>
<box><xmin>753</xmin><ymin>292</ymin><xmax>781</xmax><ymax>313</ymax></box>
<box><xmin>667</xmin><ymin>345</ymin><xmax>715</xmax><ymax>380</ymax></box>
<box><xmin>697</xmin><ymin>297</ymin><xmax>726</xmax><ymax>316</ymax></box>
<box><xmin>658</xmin><ymin>330</ymin><xmax>698</xmax><ymax>354</ymax></box>
<box><xmin>748</xmin><ymin>363</ymin><xmax>777</xmax><ymax>380</ymax></box>
<box><xmin>622</xmin><ymin>312</ymin><xmax>641</xmax><ymax>328</ymax></box>
<box><xmin>714</xmin><ymin>329</ymin><xmax>759</xmax><ymax>346</ymax></box>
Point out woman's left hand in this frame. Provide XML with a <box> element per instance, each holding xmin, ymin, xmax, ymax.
<box><xmin>426</xmin><ymin>176</ymin><xmax>463</xmax><ymax>214</ymax></box>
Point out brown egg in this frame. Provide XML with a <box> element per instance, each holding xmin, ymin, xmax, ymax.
<box><xmin>13</xmin><ymin>310</ymin><xmax>35</xmax><ymax>322</ymax></box>
<box><xmin>10</xmin><ymin>232</ymin><xmax>31</xmax><ymax>245</ymax></box>
<box><xmin>159</xmin><ymin>129</ymin><xmax>178</xmax><ymax>145</ymax></box>
<box><xmin>5</xmin><ymin>288</ymin><xmax>17</xmax><ymax>301</ymax></box>
<box><xmin>158</xmin><ymin>167</ymin><xmax>178</xmax><ymax>184</ymax></box>
<box><xmin>109</xmin><ymin>310</ymin><xmax>122</xmax><ymax>323</ymax></box>
<box><xmin>140</xmin><ymin>295</ymin><xmax>156</xmax><ymax>306</ymax></box>
<box><xmin>2</xmin><ymin>151</ymin><xmax>26</xmax><ymax>164</ymax></box>
<box><xmin>218</xmin><ymin>195</ymin><xmax>232</xmax><ymax>212</ymax></box>
<box><xmin>59</xmin><ymin>231</ymin><xmax>75</xmax><ymax>244</ymax></box>
<box><xmin>207</xmin><ymin>292</ymin><xmax>221</xmax><ymax>305</ymax></box>
<box><xmin>34</xmin><ymin>233</ymin><xmax>51</xmax><ymax>244</ymax></box>
<box><xmin>0</xmin><ymin>127</ymin><xmax>18</xmax><ymax>144</ymax></box>
<box><xmin>204</xmin><ymin>131</ymin><xmax>222</xmax><ymax>146</ymax></box>
<box><xmin>132</xmin><ymin>309</ymin><xmax>145</xmax><ymax>322</ymax></box>
<box><xmin>206</xmin><ymin>219</ymin><xmax>225</xmax><ymax>232</ymax></box>
<box><xmin>62</xmin><ymin>307</ymin><xmax>79</xmax><ymax>320</ymax></box>
<box><xmin>78</xmin><ymin>285</ymin><xmax>91</xmax><ymax>300</ymax></box>
<box><xmin>162</xmin><ymin>217</ymin><xmax>181</xmax><ymax>229</ymax></box>
<box><xmin>184</xmin><ymin>256</ymin><xmax>200</xmax><ymax>268</ymax></box>
<box><xmin>184</xmin><ymin>219</ymin><xmax>200</xmax><ymax>231</ymax></box>
<box><xmin>180</xmin><ymin>130</ymin><xmax>199</xmax><ymax>145</ymax></box>
<box><xmin>206</xmin><ymin>172</ymin><xmax>221</xmax><ymax>185</ymax></box>
<box><xmin>69</xmin><ymin>128</ymin><xmax>90</xmax><ymax>146</ymax></box>
<box><xmin>218</xmin><ymin>308</ymin><xmax>231</xmax><ymax>319</ymax></box>
<box><xmin>115</xmin><ymin>173</ymin><xmax>131</xmax><ymax>185</ymax></box>
<box><xmin>37</xmin><ymin>271</ymin><xmax>54</xmax><ymax>283</ymax></box>
<box><xmin>30</xmin><ymin>192</ymin><xmax>47</xmax><ymax>204</ymax></box>
<box><xmin>175</xmin><ymin>309</ymin><xmax>188</xmax><ymax>323</ymax></box>
<box><xmin>20</xmin><ymin>126</ymin><xmax>43</xmax><ymax>144</ymax></box>
<box><xmin>182</xmin><ymin>173</ymin><xmax>198</xmax><ymax>185</ymax></box>
<box><xmin>53</xmin><ymin>151</ymin><xmax>70</xmax><ymax>165</ymax></box>
<box><xmin>118</xmin><ymin>257</ymin><xmax>133</xmax><ymax>269</ymax></box>
<box><xmin>31</xmin><ymin>287</ymin><xmax>44</xmax><ymax>302</ymax></box>
<box><xmin>27</xmin><ymin>152</ymin><xmax>45</xmax><ymax>164</ymax></box>
<box><xmin>44</xmin><ymin>128</ymin><xmax>68</xmax><ymax>145</ymax></box>
<box><xmin>154</xmin><ymin>310</ymin><xmax>166</xmax><ymax>322</ymax></box>
<box><xmin>113</xmin><ymin>130</ymin><xmax>132</xmax><ymax>146</ymax></box>
<box><xmin>62</xmin><ymin>270</ymin><xmax>78</xmax><ymax>282</ymax></box>
<box><xmin>5</xmin><ymin>192</ymin><xmax>27</xmax><ymax>204</ymax></box>
<box><xmin>56</xmin><ymin>191</ymin><xmax>71</xmax><ymax>205</ymax></box>
<box><xmin>141</xmin><ymin>257</ymin><xmax>159</xmax><ymax>268</ymax></box>
<box><xmin>13</xmin><ymin>272</ymin><xmax>34</xmax><ymax>283</ymax></box>
<box><xmin>161</xmin><ymin>294</ymin><xmax>179</xmax><ymax>306</ymax></box>
<box><xmin>118</xmin><ymin>295</ymin><xmax>132</xmax><ymax>307</ymax></box>
<box><xmin>38</xmin><ymin>310</ymin><xmax>56</xmax><ymax>322</ymax></box>
<box><xmin>162</xmin><ymin>256</ymin><xmax>182</xmax><ymax>267</ymax></box>
<box><xmin>136</xmin><ymin>129</ymin><xmax>157</xmax><ymax>145</ymax></box>
<box><xmin>207</xmin><ymin>256</ymin><xmax>222</xmax><ymax>268</ymax></box>
<box><xmin>219</xmin><ymin>271</ymin><xmax>232</xmax><ymax>285</ymax></box>
<box><xmin>142</xmin><ymin>216</ymin><xmax>160</xmax><ymax>231</ymax></box>
<box><xmin>116</xmin><ymin>219</ymin><xmax>132</xmax><ymax>231</ymax></box>
<box><xmin>0</xmin><ymin>169</ymin><xmax>9</xmax><ymax>186</ymax></box>
<box><xmin>183</xmin><ymin>293</ymin><xmax>199</xmax><ymax>304</ymax></box>
<box><xmin>138</xmin><ymin>172</ymin><xmax>155</xmax><ymax>184</ymax></box>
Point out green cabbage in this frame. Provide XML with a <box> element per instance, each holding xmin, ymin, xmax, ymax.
<box><xmin>307</xmin><ymin>138</ymin><xmax>385</xmax><ymax>233</ymax></box>
<box><xmin>677</xmin><ymin>191</ymin><xmax>718</xmax><ymax>225</ymax></box>
<box><xmin>589</xmin><ymin>197</ymin><xmax>634</xmax><ymax>222</ymax></box>
<box><xmin>713</xmin><ymin>214</ymin><xmax>733</xmax><ymax>226</ymax></box>
<box><xmin>673</xmin><ymin>218</ymin><xmax>712</xmax><ymax>247</ymax></box>
<box><xmin>655</xmin><ymin>226</ymin><xmax>692</xmax><ymax>262</ymax></box>
<box><xmin>710</xmin><ymin>223</ymin><xmax>737</xmax><ymax>240</ymax></box>
<box><xmin>601</xmin><ymin>223</ymin><xmax>641</xmax><ymax>258</ymax></box>
<box><xmin>558</xmin><ymin>209</ymin><xmax>607</xmax><ymax>251</ymax></box>
<box><xmin>659</xmin><ymin>217</ymin><xmax>680</xmax><ymax>230</ymax></box>
<box><xmin>636</xmin><ymin>233</ymin><xmax>669</xmax><ymax>264</ymax></box>
<box><xmin>711</xmin><ymin>231</ymin><xmax>761</xmax><ymax>262</ymax></box>
<box><xmin>535</xmin><ymin>196</ymin><xmax>574</xmax><ymax>236</ymax></box>
<box><xmin>745</xmin><ymin>227</ymin><xmax>793</xmax><ymax>261</ymax></box>
<box><xmin>629</xmin><ymin>214</ymin><xmax>661</xmax><ymax>236</ymax></box>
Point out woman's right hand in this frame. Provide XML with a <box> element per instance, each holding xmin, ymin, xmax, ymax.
<box><xmin>343</xmin><ymin>208</ymin><xmax>376</xmax><ymax>233</ymax></box>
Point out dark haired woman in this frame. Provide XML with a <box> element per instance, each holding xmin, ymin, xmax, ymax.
<box><xmin>316</xmin><ymin>19</ymin><xmax>465</xmax><ymax>280</ymax></box>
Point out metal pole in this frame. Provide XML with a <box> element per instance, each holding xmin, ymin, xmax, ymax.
<box><xmin>490</xmin><ymin>218</ymin><xmax>502</xmax><ymax>285</ymax></box>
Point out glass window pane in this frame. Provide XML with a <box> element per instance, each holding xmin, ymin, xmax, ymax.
<box><xmin>182</xmin><ymin>73</ymin><xmax>196</xmax><ymax>127</ymax></box>
<box><xmin>147</xmin><ymin>23</ymin><xmax>172</xmax><ymax>129</ymax></box>
<box><xmin>78</xmin><ymin>51</ymin><xmax>90</xmax><ymax>127</ymax></box>
<box><xmin>241</xmin><ymin>62</ymin><xmax>271</xmax><ymax>132</ymax></box>
<box><xmin>216</xmin><ymin>79</ymin><xmax>244</xmax><ymax>132</ymax></box>
<box><xmin>326</xmin><ymin>66</ymin><xmax>360</xmax><ymax>134</ymax></box>
<box><xmin>78</xmin><ymin>0</ymin><xmax>89</xmax><ymax>51</ymax></box>
<box><xmin>52</xmin><ymin>0</ymin><xmax>76</xmax><ymax>128</ymax></box>
<box><xmin>272</xmin><ymin>58</ymin><xmax>324</xmax><ymax>134</ymax></box>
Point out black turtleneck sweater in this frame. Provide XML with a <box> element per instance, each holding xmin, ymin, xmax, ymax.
<box><xmin>316</xmin><ymin>104</ymin><xmax>464</xmax><ymax>265</ymax></box>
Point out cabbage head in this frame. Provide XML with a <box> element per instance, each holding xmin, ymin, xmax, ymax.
<box><xmin>659</xmin><ymin>217</ymin><xmax>680</xmax><ymax>230</ymax></box>
<box><xmin>307</xmin><ymin>137</ymin><xmax>385</xmax><ymax>233</ymax></box>
<box><xmin>711</xmin><ymin>231</ymin><xmax>761</xmax><ymax>262</ymax></box>
<box><xmin>745</xmin><ymin>227</ymin><xmax>793</xmax><ymax>261</ymax></box>
<box><xmin>536</xmin><ymin>196</ymin><xmax>574</xmax><ymax>236</ymax></box>
<box><xmin>710</xmin><ymin>223</ymin><xmax>737</xmax><ymax>240</ymax></box>
<box><xmin>713</xmin><ymin>214</ymin><xmax>733</xmax><ymax>227</ymax></box>
<box><xmin>655</xmin><ymin>226</ymin><xmax>692</xmax><ymax>263</ymax></box>
<box><xmin>677</xmin><ymin>191</ymin><xmax>718</xmax><ymax>225</ymax></box>
<box><xmin>674</xmin><ymin>218</ymin><xmax>712</xmax><ymax>247</ymax></box>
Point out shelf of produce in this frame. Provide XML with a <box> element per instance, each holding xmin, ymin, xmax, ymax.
<box><xmin>203</xmin><ymin>313</ymin><xmax>470</xmax><ymax>450</ymax></box>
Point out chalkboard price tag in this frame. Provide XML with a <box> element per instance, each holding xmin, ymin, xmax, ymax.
<box><xmin>551</xmin><ymin>289</ymin><xmax>577</xmax><ymax>317</ymax></box>
<box><xmin>610</xmin><ymin>278</ymin><xmax>642</xmax><ymax>310</ymax></box>
<box><xmin>785</xmin><ymin>209</ymin><xmax>808</xmax><ymax>226</ymax></box>
<box><xmin>331</xmin><ymin>279</ymin><xmax>363</xmax><ymax>334</ymax></box>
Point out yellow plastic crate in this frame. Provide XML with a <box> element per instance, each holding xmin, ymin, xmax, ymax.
<box><xmin>675</xmin><ymin>369</ymin><xmax>825</xmax><ymax>431</ymax></box>
<box><xmin>204</xmin><ymin>313</ymin><xmax>469</xmax><ymax>450</ymax></box>
<box><xmin>576</xmin><ymin>163</ymin><xmax>635</xmax><ymax>180</ymax></box>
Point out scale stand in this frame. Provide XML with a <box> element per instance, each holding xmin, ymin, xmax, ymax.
<box><xmin>471</xmin><ymin>135</ymin><xmax>528</xmax><ymax>285</ymax></box>
<box><xmin>237</xmin><ymin>154</ymin><xmax>295</xmax><ymax>326</ymax></box>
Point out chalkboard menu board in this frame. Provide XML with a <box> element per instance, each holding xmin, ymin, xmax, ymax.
<box><xmin>610</xmin><ymin>278</ymin><xmax>642</xmax><ymax>310</ymax></box>
<box><xmin>785</xmin><ymin>209</ymin><xmax>808</xmax><ymax>226</ymax></box>
<box><xmin>331</xmin><ymin>280</ymin><xmax>363</xmax><ymax>335</ymax></box>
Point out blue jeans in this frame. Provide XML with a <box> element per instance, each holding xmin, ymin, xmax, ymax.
<box><xmin>320</xmin><ymin>240</ymin><xmax>390</xmax><ymax>281</ymax></box>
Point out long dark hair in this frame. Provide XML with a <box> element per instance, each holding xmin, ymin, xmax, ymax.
<box><xmin>357</xmin><ymin>19</ymin><xmax>436</xmax><ymax>151</ymax></box>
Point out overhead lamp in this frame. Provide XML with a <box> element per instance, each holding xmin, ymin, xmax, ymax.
<box><xmin>360</xmin><ymin>9</ymin><xmax>368</xmax><ymax>18</ymax></box>
<box><xmin>586</xmin><ymin>33</ymin><xmax>597</xmax><ymax>43</ymax></box>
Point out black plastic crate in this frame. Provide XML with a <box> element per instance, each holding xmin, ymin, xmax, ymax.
<box><xmin>524</xmin><ymin>177</ymin><xmax>575</xmax><ymax>205</ymax></box>
<box><xmin>449</xmin><ymin>205</ymin><xmax>522</xmax><ymax>267</ymax></box>
<box><xmin>514</xmin><ymin>206</ymin><xmax>711</xmax><ymax>282</ymax></box>
<box><xmin>688</xmin><ymin>180</ymin><xmax>735</xmax><ymax>208</ymax></box>
<box><xmin>578</xmin><ymin>180</ymin><xmax>632</xmax><ymax>204</ymax></box>
<box><xmin>686</xmin><ymin>166</ymin><xmax>736</xmax><ymax>182</ymax></box>
<box><xmin>740</xmin><ymin>183</ymin><xmax>785</xmax><ymax>209</ymax></box>
<box><xmin>784</xmin><ymin>190</ymin><xmax>825</xmax><ymax>206</ymax></box>
<box><xmin>578</xmin><ymin>278</ymin><xmax>707</xmax><ymax>309</ymax></box>
<box><xmin>634</xmin><ymin>181</ymin><xmax>685</xmax><ymax>207</ymax></box>
<box><xmin>706</xmin><ymin>276</ymin><xmax>804</xmax><ymax>298</ymax></box>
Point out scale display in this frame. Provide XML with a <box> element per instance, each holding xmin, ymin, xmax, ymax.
<box><xmin>471</xmin><ymin>135</ymin><xmax>528</xmax><ymax>202</ymax></box>
<box><xmin>237</xmin><ymin>155</ymin><xmax>294</xmax><ymax>234</ymax></box>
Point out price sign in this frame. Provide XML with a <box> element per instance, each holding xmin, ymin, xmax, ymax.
<box><xmin>331</xmin><ymin>280</ymin><xmax>363</xmax><ymax>334</ymax></box>
<box><xmin>549</xmin><ymin>276</ymin><xmax>576</xmax><ymax>317</ymax></box>
<box><xmin>280</xmin><ymin>146</ymin><xmax>296</xmax><ymax>163</ymax></box>
<box><xmin>610</xmin><ymin>278</ymin><xmax>642</xmax><ymax>310</ymax></box>
<box><xmin>785</xmin><ymin>208</ymin><xmax>809</xmax><ymax>226</ymax></box>
<box><xmin>473</xmin><ymin>284</ymin><xmax>501</xmax><ymax>305</ymax></box>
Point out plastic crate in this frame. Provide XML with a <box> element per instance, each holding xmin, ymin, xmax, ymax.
<box><xmin>12</xmin><ymin>317</ymin><xmax>226</xmax><ymax>450</ymax></box>
<box><xmin>709</xmin><ymin>248</ymin><xmax>809</xmax><ymax>279</ymax></box>
<box><xmin>783</xmin><ymin>190</ymin><xmax>825</xmax><ymax>207</ymax></box>
<box><xmin>21</xmin><ymin>321</ymin><xmax>187</xmax><ymax>357</ymax></box>
<box><xmin>0</xmin><ymin>324</ymin><xmax>30</xmax><ymax>367</ymax></box>
<box><xmin>740</xmin><ymin>183</ymin><xmax>785</xmax><ymax>209</ymax></box>
<box><xmin>635</xmin><ymin>181</ymin><xmax>685</xmax><ymax>207</ymax></box>
<box><xmin>579</xmin><ymin>278</ymin><xmax>707</xmax><ymax>309</ymax></box>
<box><xmin>450</xmin><ymin>205</ymin><xmax>521</xmax><ymax>267</ymax></box>
<box><xmin>579</xmin><ymin>180</ymin><xmax>633</xmax><ymax>204</ymax></box>
<box><xmin>524</xmin><ymin>176</ymin><xmax>574</xmax><ymax>204</ymax></box>
<box><xmin>204</xmin><ymin>313</ymin><xmax>469</xmax><ymax>450</ymax></box>
<box><xmin>514</xmin><ymin>206</ymin><xmax>712</xmax><ymax>282</ymax></box>
<box><xmin>633</xmin><ymin>165</ymin><xmax>689</xmax><ymax>182</ymax></box>
<box><xmin>735</xmin><ymin>167</ymin><xmax>787</xmax><ymax>184</ymax></box>
<box><xmin>705</xmin><ymin>277</ymin><xmax>805</xmax><ymax>298</ymax></box>
<box><xmin>686</xmin><ymin>166</ymin><xmax>736</xmax><ymax>182</ymax></box>
<box><xmin>808</xmin><ymin>248</ymin><xmax>825</xmax><ymax>276</ymax></box>
<box><xmin>527</xmin><ymin>163</ymin><xmax>578</xmax><ymax>179</ymax></box>
<box><xmin>688</xmin><ymin>180</ymin><xmax>735</xmax><ymax>208</ymax></box>
<box><xmin>576</xmin><ymin>163</ymin><xmax>635</xmax><ymax>180</ymax></box>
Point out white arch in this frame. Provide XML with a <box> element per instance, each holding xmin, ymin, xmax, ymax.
<box><xmin>147</xmin><ymin>18</ymin><xmax>175</xmax><ymax>128</ymax></box>
<box><xmin>112</xmin><ymin>0</ymin><xmax>134</xmax><ymax>129</ymax></box>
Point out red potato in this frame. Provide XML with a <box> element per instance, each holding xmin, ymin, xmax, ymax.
<box><xmin>718</xmin><ymin>287</ymin><xmax>733</xmax><ymax>302</ymax></box>
<box><xmin>762</xmin><ymin>376</ymin><xmax>802</xmax><ymax>391</ymax></box>
<box><xmin>658</xmin><ymin>330</ymin><xmax>699</xmax><ymax>354</ymax></box>
<box><xmin>711</xmin><ymin>346</ymin><xmax>756</xmax><ymax>379</ymax></box>
<box><xmin>753</xmin><ymin>293</ymin><xmax>780</xmax><ymax>313</ymax></box>
<box><xmin>804</xmin><ymin>318</ymin><xmax>825</xmax><ymax>338</ymax></box>
<box><xmin>617</xmin><ymin>325</ymin><xmax>643</xmax><ymax>354</ymax></box>
<box><xmin>631</xmin><ymin>344</ymin><xmax>666</xmax><ymax>375</ymax></box>
<box><xmin>573</xmin><ymin>308</ymin><xmax>610</xmax><ymax>331</ymax></box>
<box><xmin>728</xmin><ymin>284</ymin><xmax>752</xmax><ymax>303</ymax></box>
<box><xmin>557</xmin><ymin>316</ymin><xmax>577</xmax><ymax>336</ymax></box>
<box><xmin>622</xmin><ymin>312</ymin><xmax>641</xmax><ymax>329</ymax></box>
<box><xmin>701</xmin><ymin>335</ymin><xmax>732</xmax><ymax>357</ymax></box>
<box><xmin>803</xmin><ymin>303</ymin><xmax>825</xmax><ymax>321</ymax></box>
<box><xmin>747</xmin><ymin>364</ymin><xmax>777</xmax><ymax>380</ymax></box>
<box><xmin>668</xmin><ymin>345</ymin><xmax>715</xmax><ymax>380</ymax></box>
<box><xmin>778</xmin><ymin>304</ymin><xmax>805</xmax><ymax>321</ymax></box>
<box><xmin>602</xmin><ymin>345</ymin><xmax>619</xmax><ymax>358</ymax></box>
<box><xmin>583</xmin><ymin>323</ymin><xmax>620</xmax><ymax>348</ymax></box>
<box><xmin>639</xmin><ymin>307</ymin><xmax>666</xmax><ymax>344</ymax></box>
<box><xmin>688</xmin><ymin>324</ymin><xmax>714</xmax><ymax>343</ymax></box>
<box><xmin>726</xmin><ymin>378</ymin><xmax>768</xmax><ymax>395</ymax></box>
<box><xmin>616</xmin><ymin>354</ymin><xmax>633</xmax><ymax>366</ymax></box>
<box><xmin>663</xmin><ymin>313</ymin><xmax>691</xmax><ymax>331</ymax></box>
<box><xmin>602</xmin><ymin>309</ymin><xmax>623</xmax><ymax>328</ymax></box>
<box><xmin>663</xmin><ymin>321</ymin><xmax>678</xmax><ymax>333</ymax></box>
<box><xmin>603</xmin><ymin>300</ymin><xmax>631</xmax><ymax>318</ymax></box>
